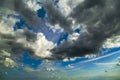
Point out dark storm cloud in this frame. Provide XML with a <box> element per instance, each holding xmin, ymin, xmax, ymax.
<box><xmin>0</xmin><ymin>0</ymin><xmax>40</xmax><ymax>26</ymax></box>
<box><xmin>43</xmin><ymin>1</ymin><xmax>73</xmax><ymax>33</ymax></box>
<box><xmin>70</xmin><ymin>0</ymin><xmax>105</xmax><ymax>24</ymax></box>
<box><xmin>50</xmin><ymin>0</ymin><xmax>120</xmax><ymax>59</ymax></box>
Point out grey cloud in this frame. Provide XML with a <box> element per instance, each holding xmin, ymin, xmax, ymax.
<box><xmin>0</xmin><ymin>23</ymin><xmax>37</xmax><ymax>68</ymax></box>
<box><xmin>0</xmin><ymin>31</ymin><xmax>35</xmax><ymax>56</ymax></box>
<box><xmin>14</xmin><ymin>0</ymin><xmax>41</xmax><ymax>26</ymax></box>
<box><xmin>51</xmin><ymin>0</ymin><xmax>120</xmax><ymax>59</ymax></box>
<box><xmin>70</xmin><ymin>0</ymin><xmax>105</xmax><ymax>24</ymax></box>
<box><xmin>43</xmin><ymin>0</ymin><xmax>73</xmax><ymax>33</ymax></box>
<box><xmin>14</xmin><ymin>0</ymin><xmax>40</xmax><ymax>26</ymax></box>
<box><xmin>0</xmin><ymin>0</ymin><xmax>40</xmax><ymax>26</ymax></box>
<box><xmin>1</xmin><ymin>0</ymin><xmax>120</xmax><ymax>61</ymax></box>
<box><xmin>22</xmin><ymin>29</ymin><xmax>37</xmax><ymax>42</ymax></box>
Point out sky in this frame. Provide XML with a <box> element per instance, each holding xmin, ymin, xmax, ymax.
<box><xmin>0</xmin><ymin>0</ymin><xmax>120</xmax><ymax>80</ymax></box>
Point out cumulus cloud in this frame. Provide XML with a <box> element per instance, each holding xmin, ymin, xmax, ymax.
<box><xmin>32</xmin><ymin>33</ymin><xmax>56</xmax><ymax>59</ymax></box>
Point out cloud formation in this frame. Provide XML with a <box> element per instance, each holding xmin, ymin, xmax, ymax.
<box><xmin>43</xmin><ymin>0</ymin><xmax>73</xmax><ymax>33</ymax></box>
<box><xmin>0</xmin><ymin>16</ymin><xmax>55</xmax><ymax>68</ymax></box>
<box><xmin>50</xmin><ymin>0</ymin><xmax>120</xmax><ymax>59</ymax></box>
<box><xmin>0</xmin><ymin>0</ymin><xmax>40</xmax><ymax>26</ymax></box>
<box><xmin>0</xmin><ymin>18</ymin><xmax>35</xmax><ymax>57</ymax></box>
<box><xmin>0</xmin><ymin>0</ymin><xmax>120</xmax><ymax>61</ymax></box>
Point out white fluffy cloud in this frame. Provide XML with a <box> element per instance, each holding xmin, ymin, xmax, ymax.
<box><xmin>32</xmin><ymin>33</ymin><xmax>56</xmax><ymax>58</ymax></box>
<box><xmin>68</xmin><ymin>32</ymin><xmax>80</xmax><ymax>41</ymax></box>
<box><xmin>26</xmin><ymin>0</ymin><xmax>42</xmax><ymax>11</ymax></box>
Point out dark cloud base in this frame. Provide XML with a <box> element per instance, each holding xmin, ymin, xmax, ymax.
<box><xmin>50</xmin><ymin>0</ymin><xmax>120</xmax><ymax>59</ymax></box>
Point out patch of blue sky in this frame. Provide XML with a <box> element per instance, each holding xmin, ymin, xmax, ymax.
<box><xmin>37</xmin><ymin>7</ymin><xmax>46</xmax><ymax>19</ymax></box>
<box><xmin>83</xmin><ymin>48</ymin><xmax>120</xmax><ymax>64</ymax></box>
<box><xmin>19</xmin><ymin>52</ymin><xmax>42</xmax><ymax>69</ymax></box>
<box><xmin>13</xmin><ymin>15</ymin><xmax>33</xmax><ymax>31</ymax></box>
<box><xmin>74</xmin><ymin>28</ymin><xmax>80</xmax><ymax>33</ymax></box>
<box><xmin>95</xmin><ymin>50</ymin><xmax>120</xmax><ymax>63</ymax></box>
<box><xmin>53</xmin><ymin>0</ymin><xmax>59</xmax><ymax>8</ymax></box>
<box><xmin>57</xmin><ymin>32</ymin><xmax>68</xmax><ymax>45</ymax></box>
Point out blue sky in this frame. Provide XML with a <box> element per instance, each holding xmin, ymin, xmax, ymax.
<box><xmin>1</xmin><ymin>0</ymin><xmax>120</xmax><ymax>80</ymax></box>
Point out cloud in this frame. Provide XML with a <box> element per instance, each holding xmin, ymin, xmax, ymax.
<box><xmin>0</xmin><ymin>17</ymin><xmax>35</xmax><ymax>57</ymax></box>
<box><xmin>50</xmin><ymin>0</ymin><xmax>120</xmax><ymax>59</ymax></box>
<box><xmin>0</xmin><ymin>0</ymin><xmax>120</xmax><ymax>61</ymax></box>
<box><xmin>57</xmin><ymin>0</ymin><xmax>72</xmax><ymax>16</ymax></box>
<box><xmin>0</xmin><ymin>0</ymin><xmax>40</xmax><ymax>26</ymax></box>
<box><xmin>43</xmin><ymin>0</ymin><xmax>73</xmax><ymax>33</ymax></box>
<box><xmin>32</xmin><ymin>33</ymin><xmax>56</xmax><ymax>59</ymax></box>
<box><xmin>70</xmin><ymin>0</ymin><xmax>105</xmax><ymax>24</ymax></box>
<box><xmin>103</xmin><ymin>35</ymin><xmax>120</xmax><ymax>48</ymax></box>
<box><xmin>0</xmin><ymin>15</ymin><xmax>55</xmax><ymax>68</ymax></box>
